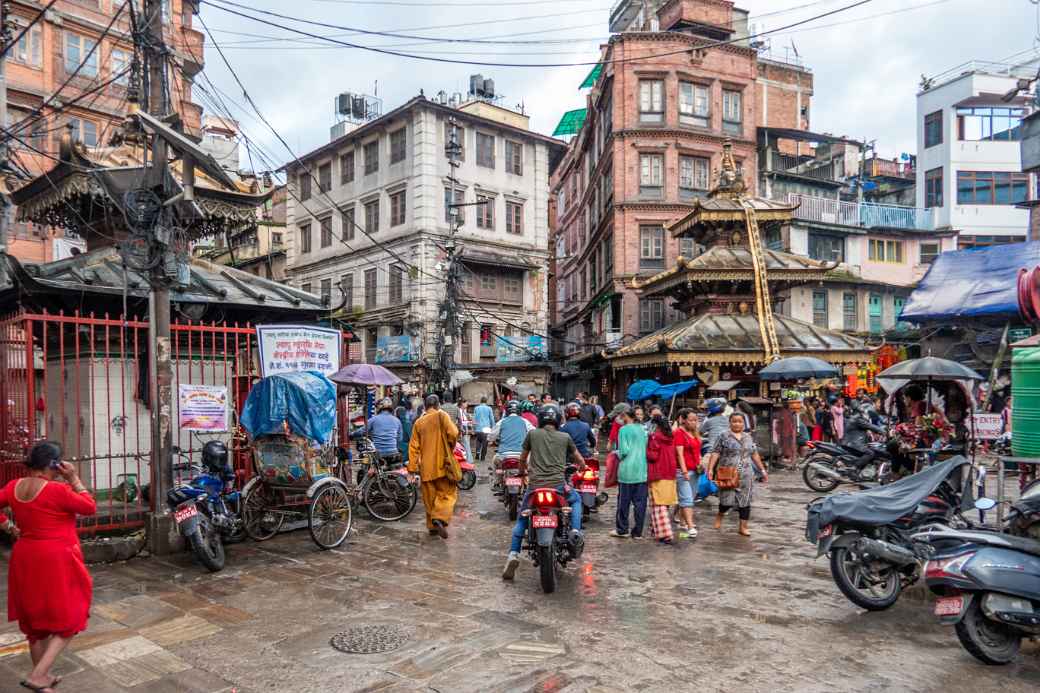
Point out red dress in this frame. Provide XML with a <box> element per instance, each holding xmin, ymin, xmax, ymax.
<box><xmin>0</xmin><ymin>480</ymin><xmax>96</xmax><ymax>642</ymax></box>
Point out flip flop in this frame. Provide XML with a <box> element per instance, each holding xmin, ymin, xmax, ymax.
<box><xmin>20</xmin><ymin>681</ymin><xmax>55</xmax><ymax>693</ymax></box>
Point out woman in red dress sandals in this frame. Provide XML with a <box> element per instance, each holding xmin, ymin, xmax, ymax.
<box><xmin>0</xmin><ymin>441</ymin><xmax>96</xmax><ymax>692</ymax></box>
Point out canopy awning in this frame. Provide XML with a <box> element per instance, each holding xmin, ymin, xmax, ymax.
<box><xmin>579</xmin><ymin>64</ymin><xmax>603</xmax><ymax>89</ymax></box>
<box><xmin>708</xmin><ymin>380</ymin><xmax>741</xmax><ymax>392</ymax></box>
<box><xmin>552</xmin><ymin>108</ymin><xmax>588</xmax><ymax>137</ymax></box>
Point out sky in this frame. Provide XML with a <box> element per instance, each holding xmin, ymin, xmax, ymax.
<box><xmin>195</xmin><ymin>0</ymin><xmax>1040</xmax><ymax>170</ymax></box>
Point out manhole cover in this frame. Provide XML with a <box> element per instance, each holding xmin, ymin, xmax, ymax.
<box><xmin>330</xmin><ymin>624</ymin><xmax>411</xmax><ymax>654</ymax></box>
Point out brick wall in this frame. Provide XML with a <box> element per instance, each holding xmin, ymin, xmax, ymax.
<box><xmin>657</xmin><ymin>0</ymin><xmax>734</xmax><ymax>32</ymax></box>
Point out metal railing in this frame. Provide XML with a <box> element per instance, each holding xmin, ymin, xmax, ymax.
<box><xmin>924</xmin><ymin>58</ymin><xmax>1040</xmax><ymax>91</ymax></box>
<box><xmin>787</xmin><ymin>193</ymin><xmax>935</xmax><ymax>231</ymax></box>
<box><xmin>767</xmin><ymin>152</ymin><xmax>836</xmax><ymax>181</ymax></box>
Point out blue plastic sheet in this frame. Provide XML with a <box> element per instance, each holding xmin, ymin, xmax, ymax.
<box><xmin>240</xmin><ymin>371</ymin><xmax>338</xmax><ymax>445</ymax></box>
<box><xmin>650</xmin><ymin>380</ymin><xmax>699</xmax><ymax>400</ymax></box>
<box><xmin>901</xmin><ymin>241</ymin><xmax>1040</xmax><ymax>323</ymax></box>
<box><xmin>626</xmin><ymin>379</ymin><xmax>662</xmax><ymax>401</ymax></box>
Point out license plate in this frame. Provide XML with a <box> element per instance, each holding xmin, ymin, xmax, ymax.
<box><xmin>505</xmin><ymin>477</ymin><xmax>522</xmax><ymax>487</ymax></box>
<box><xmin>581</xmin><ymin>484</ymin><xmax>597</xmax><ymax>493</ymax></box>
<box><xmin>818</xmin><ymin>525</ymin><xmax>833</xmax><ymax>540</ymax></box>
<box><xmin>173</xmin><ymin>504</ymin><xmax>197</xmax><ymax>524</ymax></box>
<box><xmin>934</xmin><ymin>596</ymin><xmax>964</xmax><ymax>617</ymax></box>
<box><xmin>532</xmin><ymin>515</ymin><xmax>557</xmax><ymax>528</ymax></box>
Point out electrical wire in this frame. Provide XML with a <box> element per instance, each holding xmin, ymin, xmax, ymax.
<box><xmin>1</xmin><ymin>0</ymin><xmax>60</xmax><ymax>60</ymax></box>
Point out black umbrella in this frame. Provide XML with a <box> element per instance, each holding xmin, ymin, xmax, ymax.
<box><xmin>878</xmin><ymin>357</ymin><xmax>984</xmax><ymax>381</ymax></box>
<box><xmin>758</xmin><ymin>356</ymin><xmax>840</xmax><ymax>381</ymax></box>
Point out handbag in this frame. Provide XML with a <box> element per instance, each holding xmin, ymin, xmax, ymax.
<box><xmin>715</xmin><ymin>465</ymin><xmax>740</xmax><ymax>490</ymax></box>
<box><xmin>604</xmin><ymin>451</ymin><xmax>620</xmax><ymax>488</ymax></box>
<box><xmin>440</xmin><ymin>412</ymin><xmax>462</xmax><ymax>483</ymax></box>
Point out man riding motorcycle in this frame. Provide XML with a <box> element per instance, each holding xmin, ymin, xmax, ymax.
<box><xmin>502</xmin><ymin>406</ymin><xmax>586</xmax><ymax>581</ymax></box>
<box><xmin>560</xmin><ymin>402</ymin><xmax>597</xmax><ymax>458</ymax></box>
<box><xmin>489</xmin><ymin>400</ymin><xmax>534</xmax><ymax>492</ymax></box>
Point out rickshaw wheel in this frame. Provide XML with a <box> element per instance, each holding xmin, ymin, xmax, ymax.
<box><xmin>242</xmin><ymin>484</ymin><xmax>285</xmax><ymax>541</ymax></box>
<box><xmin>309</xmin><ymin>483</ymin><xmax>353</xmax><ymax>550</ymax></box>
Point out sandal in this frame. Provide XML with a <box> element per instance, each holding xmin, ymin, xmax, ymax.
<box><xmin>20</xmin><ymin>681</ymin><xmax>56</xmax><ymax>693</ymax></box>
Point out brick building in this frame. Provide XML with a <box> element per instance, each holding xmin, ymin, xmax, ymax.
<box><xmin>4</xmin><ymin>0</ymin><xmax>205</xmax><ymax>263</ymax></box>
<box><xmin>549</xmin><ymin>0</ymin><xmax>812</xmax><ymax>398</ymax></box>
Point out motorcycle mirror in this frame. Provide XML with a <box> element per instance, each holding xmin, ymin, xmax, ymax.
<box><xmin>974</xmin><ymin>497</ymin><xmax>997</xmax><ymax>511</ymax></box>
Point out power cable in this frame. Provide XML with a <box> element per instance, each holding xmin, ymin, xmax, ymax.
<box><xmin>1</xmin><ymin>0</ymin><xmax>60</xmax><ymax>60</ymax></box>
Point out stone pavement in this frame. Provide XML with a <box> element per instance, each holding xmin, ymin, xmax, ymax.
<box><xmin>1</xmin><ymin>467</ymin><xmax>1039</xmax><ymax>692</ymax></box>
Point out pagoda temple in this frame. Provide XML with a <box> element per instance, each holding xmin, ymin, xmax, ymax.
<box><xmin>609</xmin><ymin>142</ymin><xmax>873</xmax><ymax>395</ymax></box>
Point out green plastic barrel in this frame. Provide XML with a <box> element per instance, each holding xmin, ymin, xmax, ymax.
<box><xmin>1012</xmin><ymin>347</ymin><xmax>1040</xmax><ymax>456</ymax></box>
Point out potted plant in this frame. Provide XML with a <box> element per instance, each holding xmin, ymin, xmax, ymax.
<box><xmin>783</xmin><ymin>389</ymin><xmax>804</xmax><ymax>411</ymax></box>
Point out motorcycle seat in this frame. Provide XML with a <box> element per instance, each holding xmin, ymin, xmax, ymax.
<box><xmin>935</xmin><ymin>529</ymin><xmax>1040</xmax><ymax>559</ymax></box>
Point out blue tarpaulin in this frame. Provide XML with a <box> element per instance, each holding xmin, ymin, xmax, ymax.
<box><xmin>626</xmin><ymin>379</ymin><xmax>698</xmax><ymax>401</ymax></box>
<box><xmin>900</xmin><ymin>241</ymin><xmax>1040</xmax><ymax>323</ymax></box>
<box><xmin>651</xmin><ymin>381</ymin><xmax>699</xmax><ymax>400</ymax></box>
<box><xmin>240</xmin><ymin>371</ymin><xmax>338</xmax><ymax>444</ymax></box>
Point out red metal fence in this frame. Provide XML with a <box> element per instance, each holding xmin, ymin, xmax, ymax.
<box><xmin>0</xmin><ymin>310</ymin><xmax>349</xmax><ymax>536</ymax></box>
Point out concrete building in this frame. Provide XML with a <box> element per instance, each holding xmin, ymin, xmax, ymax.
<box><xmin>4</xmin><ymin>0</ymin><xmax>205</xmax><ymax>263</ymax></box>
<box><xmin>283</xmin><ymin>91</ymin><xmax>566</xmax><ymax>391</ymax></box>
<box><xmin>916</xmin><ymin>59</ymin><xmax>1038</xmax><ymax>248</ymax></box>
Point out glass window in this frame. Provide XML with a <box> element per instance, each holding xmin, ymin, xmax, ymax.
<box><xmin>390</xmin><ymin>190</ymin><xmax>406</xmax><ymax>226</ymax></box>
<box><xmin>506</xmin><ymin>201</ymin><xmax>523</xmax><ymax>235</ymax></box>
<box><xmin>65</xmin><ymin>33</ymin><xmax>98</xmax><ymax>77</ymax></box>
<box><xmin>924</xmin><ymin>110</ymin><xmax>943</xmax><ymax>148</ymax></box>
<box><xmin>320</xmin><ymin>217</ymin><xmax>332</xmax><ymax>248</ymax></box>
<box><xmin>679</xmin><ymin>237</ymin><xmax>697</xmax><ymax>258</ymax></box>
<box><xmin>504</xmin><ymin>275</ymin><xmax>522</xmax><ymax>302</ymax></box>
<box><xmin>364</xmin><ymin>140</ymin><xmax>379</xmax><ymax>175</ymax></box>
<box><xmin>364</xmin><ymin>199</ymin><xmax>380</xmax><ymax>233</ymax></box>
<box><xmin>505</xmin><ymin>140</ymin><xmax>523</xmax><ymax>175</ymax></box>
<box><xmin>13</xmin><ymin>24</ymin><xmax>42</xmax><ymax>68</ymax></box>
<box><xmin>340</xmin><ymin>151</ymin><xmax>354</xmax><ymax>184</ymax></box>
<box><xmin>389</xmin><ymin>264</ymin><xmax>404</xmax><ymax>304</ymax></box>
<box><xmin>476</xmin><ymin>194</ymin><xmax>494</xmax><ymax>229</ymax></box>
<box><xmin>679</xmin><ymin>82</ymin><xmax>710</xmax><ymax>127</ymax></box>
<box><xmin>679</xmin><ymin>155</ymin><xmax>709</xmax><ymax>194</ymax></box>
<box><xmin>639</xmin><ymin>298</ymin><xmax>665</xmax><ymax>333</ymax></box>
<box><xmin>640</xmin><ymin>154</ymin><xmax>664</xmax><ymax>196</ymax></box>
<box><xmin>808</xmin><ymin>233</ymin><xmax>844</xmax><ymax>262</ymax></box>
<box><xmin>869</xmin><ymin>294</ymin><xmax>883</xmax><ymax>334</ymax></box>
<box><xmin>957</xmin><ymin>107</ymin><xmax>1025</xmax><ymax>142</ymax></box>
<box><xmin>925</xmin><ymin>167</ymin><xmax>943</xmax><ymax>208</ymax></box>
<box><xmin>812</xmin><ymin>291</ymin><xmax>828</xmax><ymax>328</ymax></box>
<box><xmin>299</xmin><ymin>222</ymin><xmax>311</xmax><ymax>254</ymax></box>
<box><xmin>722</xmin><ymin>89</ymin><xmax>742</xmax><ymax>134</ymax></box>
<box><xmin>318</xmin><ymin>163</ymin><xmax>331</xmax><ymax>192</ymax></box>
<box><xmin>476</xmin><ymin>132</ymin><xmax>495</xmax><ymax>168</ymax></box>
<box><xmin>301</xmin><ymin>282</ymin><xmax>312</xmax><ymax>294</ymax></box>
<box><xmin>957</xmin><ymin>171</ymin><xmax>1028</xmax><ymax>205</ymax></box>
<box><xmin>639</xmin><ymin>80</ymin><xmax>664</xmax><ymax>123</ymax></box>
<box><xmin>842</xmin><ymin>293</ymin><xmax>857</xmax><ymax>332</ymax></box>
<box><xmin>68</xmin><ymin>118</ymin><xmax>97</xmax><ymax>147</ymax></box>
<box><xmin>110</xmin><ymin>48</ymin><xmax>130</xmax><ymax>85</ymax></box>
<box><xmin>919</xmin><ymin>242</ymin><xmax>940</xmax><ymax>264</ymax></box>
<box><xmin>364</xmin><ymin>269</ymin><xmax>378</xmax><ymax>309</ymax></box>
<box><xmin>639</xmin><ymin>226</ymin><xmax>664</xmax><ymax>269</ymax></box>
<box><xmin>390</xmin><ymin>129</ymin><xmax>406</xmax><ymax>164</ymax></box>
<box><xmin>341</xmin><ymin>206</ymin><xmax>355</xmax><ymax>241</ymax></box>
<box><xmin>298</xmin><ymin>171</ymin><xmax>311</xmax><ymax>201</ymax></box>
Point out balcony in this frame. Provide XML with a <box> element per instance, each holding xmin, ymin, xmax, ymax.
<box><xmin>865</xmin><ymin>157</ymin><xmax>914</xmax><ymax>180</ymax></box>
<box><xmin>788</xmin><ymin>193</ymin><xmax>934</xmax><ymax>231</ymax></box>
<box><xmin>766</xmin><ymin>151</ymin><xmax>839</xmax><ymax>182</ymax></box>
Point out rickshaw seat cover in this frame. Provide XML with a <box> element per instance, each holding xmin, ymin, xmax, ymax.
<box><xmin>241</xmin><ymin>371</ymin><xmax>337</xmax><ymax>444</ymax></box>
<box><xmin>805</xmin><ymin>457</ymin><xmax>974</xmax><ymax>543</ymax></box>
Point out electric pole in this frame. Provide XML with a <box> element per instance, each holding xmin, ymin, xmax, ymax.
<box><xmin>0</xmin><ymin>1</ymin><xmax>13</xmax><ymax>286</ymax></box>
<box><xmin>439</xmin><ymin>117</ymin><xmax>463</xmax><ymax>393</ymax></box>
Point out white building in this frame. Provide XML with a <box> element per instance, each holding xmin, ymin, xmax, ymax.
<box><xmin>916</xmin><ymin>59</ymin><xmax>1038</xmax><ymax>248</ymax></box>
<box><xmin>284</xmin><ymin>92</ymin><xmax>566</xmax><ymax>391</ymax></box>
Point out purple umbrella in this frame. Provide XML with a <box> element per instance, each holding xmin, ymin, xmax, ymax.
<box><xmin>329</xmin><ymin>363</ymin><xmax>404</xmax><ymax>386</ymax></box>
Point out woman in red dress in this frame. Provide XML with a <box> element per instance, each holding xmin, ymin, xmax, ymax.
<box><xmin>0</xmin><ymin>441</ymin><xmax>95</xmax><ymax>692</ymax></box>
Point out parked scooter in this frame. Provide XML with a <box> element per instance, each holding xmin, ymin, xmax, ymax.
<box><xmin>166</xmin><ymin>442</ymin><xmax>243</xmax><ymax>572</ymax></box>
<box><xmin>570</xmin><ymin>456</ymin><xmax>609</xmax><ymax>520</ymax></box>
<box><xmin>522</xmin><ymin>480</ymin><xmax>583</xmax><ymax>593</ymax></box>
<box><xmin>455</xmin><ymin>443</ymin><xmax>477</xmax><ymax>491</ymax></box>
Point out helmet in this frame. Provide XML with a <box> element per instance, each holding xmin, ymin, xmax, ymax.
<box><xmin>706</xmin><ymin>397</ymin><xmax>726</xmax><ymax>415</ymax></box>
<box><xmin>847</xmin><ymin>399</ymin><xmax>862</xmax><ymax>415</ymax></box>
<box><xmin>506</xmin><ymin>399</ymin><xmax>520</xmax><ymax>415</ymax></box>
<box><xmin>565</xmin><ymin>402</ymin><xmax>581</xmax><ymax>419</ymax></box>
<box><xmin>520</xmin><ymin>400</ymin><xmax>536</xmax><ymax>413</ymax></box>
<box><xmin>537</xmin><ymin>406</ymin><xmax>560</xmax><ymax>428</ymax></box>
<box><xmin>202</xmin><ymin>440</ymin><xmax>229</xmax><ymax>476</ymax></box>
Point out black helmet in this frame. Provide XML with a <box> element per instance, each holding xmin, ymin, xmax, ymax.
<box><xmin>202</xmin><ymin>440</ymin><xmax>229</xmax><ymax>475</ymax></box>
<box><xmin>537</xmin><ymin>406</ymin><xmax>560</xmax><ymax>428</ymax></box>
<box><xmin>506</xmin><ymin>399</ymin><xmax>520</xmax><ymax>415</ymax></box>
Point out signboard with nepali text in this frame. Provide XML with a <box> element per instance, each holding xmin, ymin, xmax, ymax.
<box><xmin>971</xmin><ymin>413</ymin><xmax>1004</xmax><ymax>440</ymax></box>
<box><xmin>256</xmin><ymin>325</ymin><xmax>342</xmax><ymax>378</ymax></box>
<box><xmin>178</xmin><ymin>384</ymin><xmax>229</xmax><ymax>432</ymax></box>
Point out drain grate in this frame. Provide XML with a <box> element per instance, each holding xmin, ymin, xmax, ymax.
<box><xmin>330</xmin><ymin>624</ymin><xmax>412</xmax><ymax>654</ymax></box>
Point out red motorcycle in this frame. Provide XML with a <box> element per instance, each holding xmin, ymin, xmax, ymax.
<box><xmin>571</xmin><ymin>456</ymin><xmax>609</xmax><ymax>521</ymax></box>
<box><xmin>454</xmin><ymin>443</ymin><xmax>477</xmax><ymax>491</ymax></box>
<box><xmin>523</xmin><ymin>486</ymin><xmax>576</xmax><ymax>593</ymax></box>
<box><xmin>498</xmin><ymin>454</ymin><xmax>527</xmax><ymax>521</ymax></box>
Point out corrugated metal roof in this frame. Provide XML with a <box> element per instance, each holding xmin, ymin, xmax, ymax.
<box><xmin>579</xmin><ymin>64</ymin><xmax>603</xmax><ymax>89</ymax></box>
<box><xmin>552</xmin><ymin>108</ymin><xmax>588</xmax><ymax>137</ymax></box>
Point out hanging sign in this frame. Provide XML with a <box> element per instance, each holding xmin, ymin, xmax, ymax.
<box><xmin>256</xmin><ymin>325</ymin><xmax>342</xmax><ymax>377</ymax></box>
<box><xmin>178</xmin><ymin>384</ymin><xmax>229</xmax><ymax>432</ymax></box>
<box><xmin>971</xmin><ymin>413</ymin><xmax>1003</xmax><ymax>440</ymax></box>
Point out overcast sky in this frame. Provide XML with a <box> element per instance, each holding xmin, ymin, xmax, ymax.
<box><xmin>197</xmin><ymin>0</ymin><xmax>1039</xmax><ymax>169</ymax></box>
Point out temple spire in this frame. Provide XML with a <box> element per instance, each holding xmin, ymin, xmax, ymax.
<box><xmin>709</xmin><ymin>139</ymin><xmax>746</xmax><ymax>199</ymax></box>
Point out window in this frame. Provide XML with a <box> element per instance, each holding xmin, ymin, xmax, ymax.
<box><xmin>364</xmin><ymin>269</ymin><xmax>377</xmax><ymax>309</ymax></box>
<box><xmin>444</xmin><ymin>187</ymin><xmax>465</xmax><ymax>224</ymax></box>
<box><xmin>390</xmin><ymin>190</ymin><xmax>406</xmax><ymax>226</ymax></box>
<box><xmin>812</xmin><ymin>291</ymin><xmax>828</xmax><ymax>328</ymax></box>
<box><xmin>678</xmin><ymin>82</ymin><xmax>709</xmax><ymax>127</ymax></box>
<box><xmin>320</xmin><ymin>278</ymin><xmax>332</xmax><ymax>304</ymax></box>
<box><xmin>602</xmin><ymin>232</ymin><xmax>614</xmax><ymax>278</ymax></box>
<box><xmin>506</xmin><ymin>201</ymin><xmax>523</xmax><ymax>235</ymax></box>
<box><xmin>476</xmin><ymin>132</ymin><xmax>495</xmax><ymax>168</ymax></box>
<box><xmin>504</xmin><ymin>274</ymin><xmax>522</xmax><ymax>303</ymax></box>
<box><xmin>919</xmin><ymin>242</ymin><xmax>940</xmax><ymax>264</ymax></box>
<box><xmin>298</xmin><ymin>222</ymin><xmax>312</xmax><ymax>254</ymax></box>
<box><xmin>341</xmin><ymin>273</ymin><xmax>354</xmax><ymax>308</ymax></box>
<box><xmin>640</xmin><ymin>154</ymin><xmax>664</xmax><ymax>197</ymax></box>
<box><xmin>67</xmin><ymin>118</ymin><xmax>97</xmax><ymax>147</ymax></box>
<box><xmin>842</xmin><ymin>292</ymin><xmax>858</xmax><ymax>332</ymax></box>
<box><xmin>320</xmin><ymin>216</ymin><xmax>332</xmax><ymax>248</ymax></box>
<box><xmin>445</xmin><ymin>122</ymin><xmax>465</xmax><ymax>161</ymax></box>
<box><xmin>364</xmin><ymin>199</ymin><xmax>380</xmax><ymax>233</ymax></box>
<box><xmin>272</xmin><ymin>232</ymin><xmax>283</xmax><ymax>246</ymax></box>
<box><xmin>341</xmin><ymin>206</ymin><xmax>355</xmax><ymax>241</ymax></box>
<box><xmin>679</xmin><ymin>237</ymin><xmax>697</xmax><ymax>258</ymax></box>
<box><xmin>956</xmin><ymin>171</ymin><xmax>1029</xmax><ymax>205</ymax></box>
<box><xmin>868</xmin><ymin>239</ymin><xmax>905</xmax><ymax>263</ymax></box>
<box><xmin>808</xmin><ymin>233</ymin><xmax>844</xmax><ymax>262</ymax></box>
<box><xmin>925</xmin><ymin>167</ymin><xmax>943</xmax><ymax>208</ymax></box>
<box><xmin>12</xmin><ymin>24</ymin><xmax>41</xmax><ymax>68</ymax></box>
<box><xmin>589</xmin><ymin>252</ymin><xmax>598</xmax><ymax>293</ymax></box>
<box><xmin>365</xmin><ymin>327</ymin><xmax>378</xmax><ymax>363</ymax></box>
<box><xmin>389</xmin><ymin>264</ymin><xmax>404</xmax><ymax>304</ymax></box>
<box><xmin>722</xmin><ymin>89</ymin><xmax>743</xmax><ymax>134</ymax></box>
<box><xmin>110</xmin><ymin>48</ymin><xmax>130</xmax><ymax>85</ymax></box>
<box><xmin>924</xmin><ymin>110</ymin><xmax>943</xmax><ymax>148</ymax></box>
<box><xmin>476</xmin><ymin>194</ymin><xmax>494</xmax><ymax>229</ymax></box>
<box><xmin>869</xmin><ymin>294</ymin><xmax>883</xmax><ymax>334</ymax></box>
<box><xmin>299</xmin><ymin>171</ymin><xmax>311</xmax><ymax>201</ymax></box>
<box><xmin>639</xmin><ymin>80</ymin><xmax>664</xmax><ymax>123</ymax></box>
<box><xmin>318</xmin><ymin>163</ymin><xmax>331</xmax><ymax>193</ymax></box>
<box><xmin>461</xmin><ymin>321</ymin><xmax>472</xmax><ymax>362</ymax></box>
<box><xmin>480</xmin><ymin>275</ymin><xmax>498</xmax><ymax>292</ymax></box>
<box><xmin>678</xmin><ymin>155</ymin><xmax>709</xmax><ymax>196</ymax></box>
<box><xmin>480</xmin><ymin>324</ymin><xmax>496</xmax><ymax>358</ymax></box>
<box><xmin>301</xmin><ymin>282</ymin><xmax>312</xmax><ymax>294</ymax></box>
<box><xmin>390</xmin><ymin>129</ymin><xmax>406</xmax><ymax>164</ymax></box>
<box><xmin>340</xmin><ymin>151</ymin><xmax>355</xmax><ymax>184</ymax></box>
<box><xmin>894</xmin><ymin>296</ymin><xmax>907</xmax><ymax>325</ymax></box>
<box><xmin>639</xmin><ymin>225</ymin><xmax>664</xmax><ymax>270</ymax></box>
<box><xmin>65</xmin><ymin>33</ymin><xmax>98</xmax><ymax>77</ymax></box>
<box><xmin>364</xmin><ymin>140</ymin><xmax>379</xmax><ymax>175</ymax></box>
<box><xmin>957</xmin><ymin>107</ymin><xmax>1025</xmax><ymax>142</ymax></box>
<box><xmin>504</xmin><ymin>140</ymin><xmax>523</xmax><ymax>176</ymax></box>
<box><xmin>639</xmin><ymin>298</ymin><xmax>665</xmax><ymax>333</ymax></box>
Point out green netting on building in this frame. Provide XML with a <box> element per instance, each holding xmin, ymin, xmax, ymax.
<box><xmin>552</xmin><ymin>108</ymin><xmax>588</xmax><ymax>137</ymax></box>
<box><xmin>579</xmin><ymin>64</ymin><xmax>603</xmax><ymax>89</ymax></box>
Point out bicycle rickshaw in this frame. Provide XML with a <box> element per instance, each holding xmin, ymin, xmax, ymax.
<box><xmin>238</xmin><ymin>371</ymin><xmax>354</xmax><ymax>549</ymax></box>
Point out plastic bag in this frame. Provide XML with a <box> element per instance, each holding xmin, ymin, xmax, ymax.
<box><xmin>604</xmin><ymin>451</ymin><xmax>619</xmax><ymax>488</ymax></box>
<box><xmin>697</xmin><ymin>474</ymin><xmax>718</xmax><ymax>500</ymax></box>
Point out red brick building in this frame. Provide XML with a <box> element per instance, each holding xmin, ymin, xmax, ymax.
<box><xmin>550</xmin><ymin>0</ymin><xmax>812</xmax><ymax>397</ymax></box>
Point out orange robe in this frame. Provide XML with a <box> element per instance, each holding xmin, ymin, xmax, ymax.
<box><xmin>408</xmin><ymin>409</ymin><xmax>459</xmax><ymax>528</ymax></box>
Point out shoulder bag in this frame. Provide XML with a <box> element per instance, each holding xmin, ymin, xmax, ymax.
<box><xmin>440</xmin><ymin>411</ymin><xmax>462</xmax><ymax>483</ymax></box>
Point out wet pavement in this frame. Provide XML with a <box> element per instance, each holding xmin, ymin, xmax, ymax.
<box><xmin>2</xmin><ymin>465</ymin><xmax>1039</xmax><ymax>692</ymax></box>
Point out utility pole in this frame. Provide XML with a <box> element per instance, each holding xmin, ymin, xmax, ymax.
<box><xmin>439</xmin><ymin>117</ymin><xmax>463</xmax><ymax>393</ymax></box>
<box><xmin>0</xmin><ymin>1</ymin><xmax>13</xmax><ymax>286</ymax></box>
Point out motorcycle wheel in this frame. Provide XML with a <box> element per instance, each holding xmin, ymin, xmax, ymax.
<box><xmin>189</xmin><ymin>522</ymin><xmax>226</xmax><ymax>572</ymax></box>
<box><xmin>241</xmin><ymin>484</ymin><xmax>284</xmax><ymax>541</ymax></box>
<box><xmin>539</xmin><ymin>543</ymin><xmax>558</xmax><ymax>594</ymax></box>
<box><xmin>955</xmin><ymin>597</ymin><xmax>1022</xmax><ymax>665</ymax></box>
<box><xmin>459</xmin><ymin>470</ymin><xmax>477</xmax><ymax>491</ymax></box>
<box><xmin>309</xmin><ymin>483</ymin><xmax>353</xmax><ymax>550</ymax></box>
<box><xmin>803</xmin><ymin>457</ymin><xmax>841</xmax><ymax>493</ymax></box>
<box><xmin>829</xmin><ymin>546</ymin><xmax>901</xmax><ymax>611</ymax></box>
<box><xmin>364</xmin><ymin>474</ymin><xmax>418</xmax><ymax>521</ymax></box>
<box><xmin>507</xmin><ymin>494</ymin><xmax>519</xmax><ymax>522</ymax></box>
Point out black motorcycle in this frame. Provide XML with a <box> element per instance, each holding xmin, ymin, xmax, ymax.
<box><xmin>523</xmin><ymin>481</ymin><xmax>582</xmax><ymax>593</ymax></box>
<box><xmin>806</xmin><ymin>457</ymin><xmax>976</xmax><ymax>611</ymax></box>
<box><xmin>801</xmin><ymin>437</ymin><xmax>893</xmax><ymax>492</ymax></box>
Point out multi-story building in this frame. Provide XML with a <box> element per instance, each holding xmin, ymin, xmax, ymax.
<box><xmin>916</xmin><ymin>58</ymin><xmax>1038</xmax><ymax>248</ymax></box>
<box><xmin>550</xmin><ymin>0</ymin><xmax>813</xmax><ymax>396</ymax></box>
<box><xmin>4</xmin><ymin>0</ymin><xmax>205</xmax><ymax>262</ymax></box>
<box><xmin>283</xmin><ymin>91</ymin><xmax>566</xmax><ymax>392</ymax></box>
